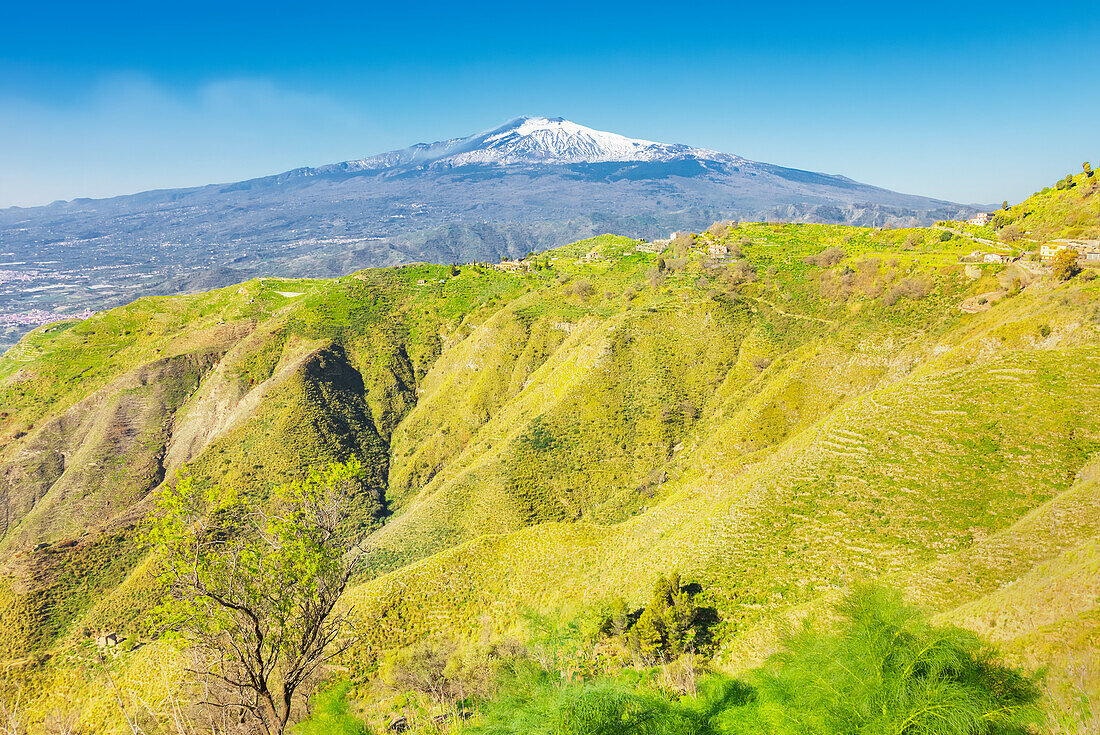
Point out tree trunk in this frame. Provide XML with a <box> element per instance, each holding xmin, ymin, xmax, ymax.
<box><xmin>258</xmin><ymin>688</ymin><xmax>283</xmax><ymax>735</ymax></box>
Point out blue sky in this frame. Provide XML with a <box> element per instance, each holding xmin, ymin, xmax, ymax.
<box><xmin>1</xmin><ymin>0</ymin><xmax>1097</xmax><ymax>207</ymax></box>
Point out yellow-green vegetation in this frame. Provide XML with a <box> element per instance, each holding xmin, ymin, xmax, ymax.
<box><xmin>0</xmin><ymin>180</ymin><xmax>1098</xmax><ymax>733</ymax></box>
<box><xmin>146</xmin><ymin>460</ymin><xmax>368</xmax><ymax>734</ymax></box>
<box><xmin>295</xmin><ymin>680</ymin><xmax>370</xmax><ymax>735</ymax></box>
<box><xmin>989</xmin><ymin>166</ymin><xmax>1100</xmax><ymax>241</ymax></box>
<box><xmin>462</xmin><ymin>590</ymin><xmax>1040</xmax><ymax>735</ymax></box>
<box><xmin>326</xmin><ymin>590</ymin><xmax>1037</xmax><ymax>735</ymax></box>
<box><xmin>1051</xmin><ymin>248</ymin><xmax>1082</xmax><ymax>281</ymax></box>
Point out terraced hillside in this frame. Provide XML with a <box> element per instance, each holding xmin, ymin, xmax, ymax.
<box><xmin>1</xmin><ymin>209</ymin><xmax>1098</xmax><ymax>732</ymax></box>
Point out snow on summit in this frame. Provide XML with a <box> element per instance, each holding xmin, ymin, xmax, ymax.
<box><xmin>336</xmin><ymin>116</ymin><xmax>744</xmax><ymax>171</ymax></box>
<box><xmin>459</xmin><ymin>117</ymin><xmax>669</xmax><ymax>164</ymax></box>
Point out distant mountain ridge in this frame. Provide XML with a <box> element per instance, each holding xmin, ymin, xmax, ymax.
<box><xmin>0</xmin><ymin>116</ymin><xmax>977</xmax><ymax>350</ymax></box>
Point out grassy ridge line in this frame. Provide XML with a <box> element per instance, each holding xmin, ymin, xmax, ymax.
<box><xmin>0</xmin><ymin>266</ymin><xmax>529</xmax><ymax>446</ymax></box>
<box><xmin>0</xmin><ymin>285</ymin><xmax>262</xmax><ymax>431</ymax></box>
<box><xmin>940</xmin><ymin>534</ymin><xmax>1100</xmax><ymax>730</ymax></box>
<box><xmin>161</xmin><ymin>329</ymin><xmax>328</xmax><ymax>471</ymax></box>
<box><xmin>929</xmin><ymin>451</ymin><xmax>1100</xmax><ymax>722</ymax></box>
<box><xmin>341</xmin><ymin>284</ymin><xmax>1099</xmax><ymax>669</ymax></box>
<box><xmin>383</xmin><ymin>289</ymin><xmax>612</xmax><ymax>508</ymax></box>
<box><xmin>916</xmin><ymin>454</ymin><xmax>1100</xmax><ymax>612</ymax></box>
<box><xmin>0</xmin><ymin>349</ymin><xmax>224</xmax><ymax>567</ymax></box>
<box><xmin>368</xmin><ymin>293</ymin><xmax>757</xmax><ymax>573</ymax></box>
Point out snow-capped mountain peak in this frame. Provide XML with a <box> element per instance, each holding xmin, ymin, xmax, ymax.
<box><xmin>329</xmin><ymin>116</ymin><xmax>743</xmax><ymax>173</ymax></box>
<box><xmin>467</xmin><ymin>116</ymin><xmax>665</xmax><ymax>164</ymax></box>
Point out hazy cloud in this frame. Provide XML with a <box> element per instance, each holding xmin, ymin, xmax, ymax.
<box><xmin>0</xmin><ymin>75</ymin><xmax>377</xmax><ymax>207</ymax></box>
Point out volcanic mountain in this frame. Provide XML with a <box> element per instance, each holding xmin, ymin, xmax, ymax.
<box><xmin>0</xmin><ymin>117</ymin><xmax>975</xmax><ymax>349</ymax></box>
<box><xmin>309</xmin><ymin>116</ymin><xmax>744</xmax><ymax>169</ymax></box>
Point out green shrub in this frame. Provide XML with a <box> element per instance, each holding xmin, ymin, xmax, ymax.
<box><xmin>296</xmin><ymin>680</ymin><xmax>371</xmax><ymax>735</ymax></box>
<box><xmin>716</xmin><ymin>588</ymin><xmax>1040</xmax><ymax>735</ymax></box>
<box><xmin>620</xmin><ymin>573</ymin><xmax>716</xmax><ymax>662</ymax></box>
<box><xmin>467</xmin><ymin>589</ymin><xmax>1038</xmax><ymax>735</ymax></box>
<box><xmin>471</xmin><ymin>665</ymin><xmax>708</xmax><ymax>735</ymax></box>
<box><xmin>1051</xmin><ymin>248</ymin><xmax>1081</xmax><ymax>281</ymax></box>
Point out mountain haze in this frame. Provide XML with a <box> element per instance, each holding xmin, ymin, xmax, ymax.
<box><xmin>0</xmin><ymin>117</ymin><xmax>976</xmax><ymax>350</ymax></box>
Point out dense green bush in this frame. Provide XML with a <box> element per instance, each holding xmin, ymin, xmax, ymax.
<box><xmin>470</xmin><ymin>665</ymin><xmax>715</xmax><ymax>735</ymax></box>
<box><xmin>619</xmin><ymin>573</ymin><xmax>716</xmax><ymax>662</ymax></box>
<box><xmin>722</xmin><ymin>587</ymin><xmax>1040</xmax><ymax>734</ymax></box>
<box><xmin>1051</xmin><ymin>248</ymin><xmax>1081</xmax><ymax>281</ymax></box>
<box><xmin>468</xmin><ymin>589</ymin><xmax>1038</xmax><ymax>735</ymax></box>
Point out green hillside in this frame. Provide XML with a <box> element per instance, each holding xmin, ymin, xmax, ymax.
<box><xmin>0</xmin><ymin>194</ymin><xmax>1098</xmax><ymax>733</ymax></box>
<box><xmin>987</xmin><ymin>166</ymin><xmax>1100</xmax><ymax>241</ymax></box>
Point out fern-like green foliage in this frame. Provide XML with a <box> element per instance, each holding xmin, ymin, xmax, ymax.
<box><xmin>720</xmin><ymin>587</ymin><xmax>1041</xmax><ymax>735</ymax></box>
<box><xmin>471</xmin><ymin>665</ymin><xmax>707</xmax><ymax>735</ymax></box>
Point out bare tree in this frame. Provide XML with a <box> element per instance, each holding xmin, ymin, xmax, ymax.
<box><xmin>149</xmin><ymin>460</ymin><xmax>367</xmax><ymax>735</ymax></box>
<box><xmin>803</xmin><ymin>246</ymin><xmax>847</xmax><ymax>267</ymax></box>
